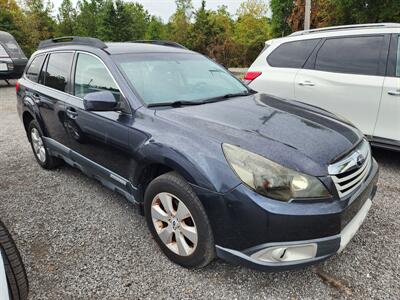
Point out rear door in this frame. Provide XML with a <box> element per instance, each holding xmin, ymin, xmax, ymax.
<box><xmin>249</xmin><ymin>38</ymin><xmax>320</xmax><ymax>99</ymax></box>
<box><xmin>373</xmin><ymin>34</ymin><xmax>400</xmax><ymax>144</ymax></box>
<box><xmin>32</xmin><ymin>51</ymin><xmax>74</xmax><ymax>142</ymax></box>
<box><xmin>294</xmin><ymin>34</ymin><xmax>390</xmax><ymax>136</ymax></box>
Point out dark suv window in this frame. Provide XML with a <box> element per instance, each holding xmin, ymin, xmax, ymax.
<box><xmin>26</xmin><ymin>55</ymin><xmax>45</xmax><ymax>82</ymax></box>
<box><xmin>315</xmin><ymin>36</ymin><xmax>384</xmax><ymax>76</ymax></box>
<box><xmin>74</xmin><ymin>53</ymin><xmax>121</xmax><ymax>101</ymax></box>
<box><xmin>42</xmin><ymin>52</ymin><xmax>74</xmax><ymax>92</ymax></box>
<box><xmin>267</xmin><ymin>39</ymin><xmax>320</xmax><ymax>68</ymax></box>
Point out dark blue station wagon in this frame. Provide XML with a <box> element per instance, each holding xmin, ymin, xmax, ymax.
<box><xmin>16</xmin><ymin>37</ymin><xmax>379</xmax><ymax>271</ymax></box>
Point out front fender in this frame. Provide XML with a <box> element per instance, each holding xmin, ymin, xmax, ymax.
<box><xmin>131</xmin><ymin>138</ymin><xmax>241</xmax><ymax>195</ymax></box>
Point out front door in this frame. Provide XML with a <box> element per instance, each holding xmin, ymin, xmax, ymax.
<box><xmin>373</xmin><ymin>34</ymin><xmax>400</xmax><ymax>144</ymax></box>
<box><xmin>294</xmin><ymin>34</ymin><xmax>390</xmax><ymax>137</ymax></box>
<box><xmin>61</xmin><ymin>52</ymin><xmax>134</xmax><ymax>181</ymax></box>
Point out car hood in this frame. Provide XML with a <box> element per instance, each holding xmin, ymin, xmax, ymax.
<box><xmin>155</xmin><ymin>93</ymin><xmax>363</xmax><ymax>176</ymax></box>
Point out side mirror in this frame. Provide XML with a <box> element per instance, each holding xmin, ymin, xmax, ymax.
<box><xmin>83</xmin><ymin>91</ymin><xmax>118</xmax><ymax>111</ymax></box>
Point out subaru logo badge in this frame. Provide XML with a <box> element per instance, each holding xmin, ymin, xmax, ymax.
<box><xmin>356</xmin><ymin>153</ymin><xmax>365</xmax><ymax>167</ymax></box>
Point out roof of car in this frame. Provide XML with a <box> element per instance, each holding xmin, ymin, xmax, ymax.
<box><xmin>104</xmin><ymin>42</ymin><xmax>192</xmax><ymax>55</ymax></box>
<box><xmin>36</xmin><ymin>37</ymin><xmax>192</xmax><ymax>55</ymax></box>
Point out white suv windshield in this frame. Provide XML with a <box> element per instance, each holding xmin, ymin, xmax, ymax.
<box><xmin>115</xmin><ymin>53</ymin><xmax>249</xmax><ymax>105</ymax></box>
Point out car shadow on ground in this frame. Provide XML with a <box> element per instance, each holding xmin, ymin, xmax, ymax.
<box><xmin>372</xmin><ymin>147</ymin><xmax>400</xmax><ymax>168</ymax></box>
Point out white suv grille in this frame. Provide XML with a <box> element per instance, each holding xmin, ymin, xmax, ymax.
<box><xmin>328</xmin><ymin>140</ymin><xmax>372</xmax><ymax>198</ymax></box>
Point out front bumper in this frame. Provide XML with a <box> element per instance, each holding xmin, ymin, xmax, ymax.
<box><xmin>193</xmin><ymin>159</ymin><xmax>379</xmax><ymax>271</ymax></box>
<box><xmin>216</xmin><ymin>197</ymin><xmax>373</xmax><ymax>271</ymax></box>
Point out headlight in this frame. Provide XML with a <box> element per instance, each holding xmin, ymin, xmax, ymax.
<box><xmin>222</xmin><ymin>143</ymin><xmax>330</xmax><ymax>202</ymax></box>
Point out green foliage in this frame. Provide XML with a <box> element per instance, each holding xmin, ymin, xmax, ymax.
<box><xmin>145</xmin><ymin>16</ymin><xmax>165</xmax><ymax>40</ymax></box>
<box><xmin>56</xmin><ymin>0</ymin><xmax>77</xmax><ymax>36</ymax></box>
<box><xmin>1</xmin><ymin>0</ymin><xmax>400</xmax><ymax>66</ymax></box>
<box><xmin>270</xmin><ymin>0</ymin><xmax>294</xmax><ymax>37</ymax></box>
<box><xmin>234</xmin><ymin>0</ymin><xmax>270</xmax><ymax>65</ymax></box>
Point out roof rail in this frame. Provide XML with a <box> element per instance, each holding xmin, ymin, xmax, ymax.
<box><xmin>132</xmin><ymin>40</ymin><xmax>188</xmax><ymax>49</ymax></box>
<box><xmin>290</xmin><ymin>23</ymin><xmax>400</xmax><ymax>36</ymax></box>
<box><xmin>38</xmin><ymin>36</ymin><xmax>107</xmax><ymax>50</ymax></box>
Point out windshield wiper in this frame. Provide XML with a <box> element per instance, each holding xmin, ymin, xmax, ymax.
<box><xmin>147</xmin><ymin>90</ymin><xmax>256</xmax><ymax>108</ymax></box>
<box><xmin>198</xmin><ymin>90</ymin><xmax>256</xmax><ymax>104</ymax></box>
<box><xmin>147</xmin><ymin>100</ymin><xmax>204</xmax><ymax>108</ymax></box>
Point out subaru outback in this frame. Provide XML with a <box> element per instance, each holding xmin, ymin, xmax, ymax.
<box><xmin>16</xmin><ymin>37</ymin><xmax>379</xmax><ymax>271</ymax></box>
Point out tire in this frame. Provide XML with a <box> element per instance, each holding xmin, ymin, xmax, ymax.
<box><xmin>0</xmin><ymin>221</ymin><xmax>28</xmax><ymax>300</ymax></box>
<box><xmin>28</xmin><ymin>120</ymin><xmax>62</xmax><ymax>169</ymax></box>
<box><xmin>144</xmin><ymin>171</ymin><xmax>215</xmax><ymax>269</ymax></box>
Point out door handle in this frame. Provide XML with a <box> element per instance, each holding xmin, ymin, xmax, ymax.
<box><xmin>388</xmin><ymin>90</ymin><xmax>400</xmax><ymax>96</ymax></box>
<box><xmin>298</xmin><ymin>81</ymin><xmax>315</xmax><ymax>86</ymax></box>
<box><xmin>66</xmin><ymin>107</ymin><xmax>78</xmax><ymax>119</ymax></box>
<box><xmin>32</xmin><ymin>93</ymin><xmax>41</xmax><ymax>104</ymax></box>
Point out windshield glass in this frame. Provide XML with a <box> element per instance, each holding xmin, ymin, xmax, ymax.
<box><xmin>114</xmin><ymin>53</ymin><xmax>249</xmax><ymax>105</ymax></box>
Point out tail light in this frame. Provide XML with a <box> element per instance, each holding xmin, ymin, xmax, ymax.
<box><xmin>15</xmin><ymin>80</ymin><xmax>20</xmax><ymax>94</ymax></box>
<box><xmin>243</xmin><ymin>71</ymin><xmax>262</xmax><ymax>85</ymax></box>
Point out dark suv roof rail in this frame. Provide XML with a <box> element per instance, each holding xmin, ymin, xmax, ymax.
<box><xmin>132</xmin><ymin>40</ymin><xmax>188</xmax><ymax>49</ymax></box>
<box><xmin>290</xmin><ymin>23</ymin><xmax>400</xmax><ymax>36</ymax></box>
<box><xmin>38</xmin><ymin>36</ymin><xmax>107</xmax><ymax>50</ymax></box>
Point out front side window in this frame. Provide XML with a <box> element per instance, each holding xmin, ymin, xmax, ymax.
<box><xmin>267</xmin><ymin>39</ymin><xmax>320</xmax><ymax>68</ymax></box>
<box><xmin>114</xmin><ymin>53</ymin><xmax>248</xmax><ymax>105</ymax></box>
<box><xmin>74</xmin><ymin>53</ymin><xmax>121</xmax><ymax>101</ymax></box>
<box><xmin>315</xmin><ymin>36</ymin><xmax>384</xmax><ymax>76</ymax></box>
<box><xmin>43</xmin><ymin>52</ymin><xmax>74</xmax><ymax>92</ymax></box>
<box><xmin>26</xmin><ymin>55</ymin><xmax>45</xmax><ymax>82</ymax></box>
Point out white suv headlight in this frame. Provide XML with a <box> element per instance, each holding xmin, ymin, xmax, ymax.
<box><xmin>222</xmin><ymin>143</ymin><xmax>330</xmax><ymax>202</ymax></box>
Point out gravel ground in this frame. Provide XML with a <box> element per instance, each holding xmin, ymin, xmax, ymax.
<box><xmin>0</xmin><ymin>80</ymin><xmax>399</xmax><ymax>299</ymax></box>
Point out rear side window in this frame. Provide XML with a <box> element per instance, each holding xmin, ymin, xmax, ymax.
<box><xmin>42</xmin><ymin>52</ymin><xmax>74</xmax><ymax>92</ymax></box>
<box><xmin>74</xmin><ymin>53</ymin><xmax>121</xmax><ymax>101</ymax></box>
<box><xmin>267</xmin><ymin>39</ymin><xmax>320</xmax><ymax>68</ymax></box>
<box><xmin>315</xmin><ymin>36</ymin><xmax>384</xmax><ymax>76</ymax></box>
<box><xmin>26</xmin><ymin>55</ymin><xmax>45</xmax><ymax>82</ymax></box>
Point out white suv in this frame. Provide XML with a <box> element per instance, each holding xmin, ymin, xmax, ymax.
<box><xmin>246</xmin><ymin>23</ymin><xmax>400</xmax><ymax>151</ymax></box>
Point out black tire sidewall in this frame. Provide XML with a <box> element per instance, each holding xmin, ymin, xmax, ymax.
<box><xmin>0</xmin><ymin>221</ymin><xmax>28</xmax><ymax>300</ymax></box>
<box><xmin>144</xmin><ymin>172</ymin><xmax>215</xmax><ymax>269</ymax></box>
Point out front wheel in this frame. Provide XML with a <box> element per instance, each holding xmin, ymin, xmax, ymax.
<box><xmin>144</xmin><ymin>172</ymin><xmax>215</xmax><ymax>269</ymax></box>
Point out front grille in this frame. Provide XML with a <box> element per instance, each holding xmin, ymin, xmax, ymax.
<box><xmin>328</xmin><ymin>140</ymin><xmax>372</xmax><ymax>198</ymax></box>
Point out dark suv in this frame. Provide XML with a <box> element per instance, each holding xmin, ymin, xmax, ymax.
<box><xmin>17</xmin><ymin>37</ymin><xmax>379</xmax><ymax>271</ymax></box>
<box><xmin>0</xmin><ymin>31</ymin><xmax>27</xmax><ymax>81</ymax></box>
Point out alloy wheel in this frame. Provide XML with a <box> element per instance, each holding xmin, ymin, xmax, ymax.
<box><xmin>151</xmin><ymin>192</ymin><xmax>198</xmax><ymax>256</ymax></box>
<box><xmin>31</xmin><ymin>128</ymin><xmax>46</xmax><ymax>163</ymax></box>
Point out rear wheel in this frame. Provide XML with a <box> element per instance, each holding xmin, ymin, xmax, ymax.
<box><xmin>0</xmin><ymin>221</ymin><xmax>28</xmax><ymax>300</ymax></box>
<box><xmin>28</xmin><ymin>120</ymin><xmax>62</xmax><ymax>169</ymax></box>
<box><xmin>144</xmin><ymin>172</ymin><xmax>215</xmax><ymax>268</ymax></box>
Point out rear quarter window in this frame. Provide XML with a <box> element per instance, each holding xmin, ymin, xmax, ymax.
<box><xmin>267</xmin><ymin>39</ymin><xmax>320</xmax><ymax>68</ymax></box>
<box><xmin>26</xmin><ymin>55</ymin><xmax>45</xmax><ymax>82</ymax></box>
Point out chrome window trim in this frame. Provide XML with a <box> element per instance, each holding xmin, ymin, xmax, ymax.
<box><xmin>74</xmin><ymin>50</ymin><xmax>131</xmax><ymax>114</ymax></box>
<box><xmin>23</xmin><ymin>49</ymin><xmax>131</xmax><ymax>114</ymax></box>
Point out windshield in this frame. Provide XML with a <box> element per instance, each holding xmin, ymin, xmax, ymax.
<box><xmin>114</xmin><ymin>53</ymin><xmax>249</xmax><ymax>105</ymax></box>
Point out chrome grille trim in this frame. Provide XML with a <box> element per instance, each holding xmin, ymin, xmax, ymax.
<box><xmin>329</xmin><ymin>140</ymin><xmax>372</xmax><ymax>198</ymax></box>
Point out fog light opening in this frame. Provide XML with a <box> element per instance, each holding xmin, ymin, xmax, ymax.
<box><xmin>251</xmin><ymin>243</ymin><xmax>317</xmax><ymax>263</ymax></box>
